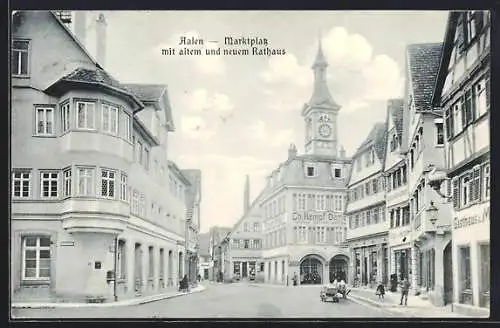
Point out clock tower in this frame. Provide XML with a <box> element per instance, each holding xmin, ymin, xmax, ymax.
<box><xmin>302</xmin><ymin>38</ymin><xmax>341</xmax><ymax>156</ymax></box>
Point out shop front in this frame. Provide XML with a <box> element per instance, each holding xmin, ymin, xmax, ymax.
<box><xmin>388</xmin><ymin>225</ymin><xmax>418</xmax><ymax>293</ymax></box>
<box><xmin>452</xmin><ymin>202</ymin><xmax>490</xmax><ymax>316</ymax></box>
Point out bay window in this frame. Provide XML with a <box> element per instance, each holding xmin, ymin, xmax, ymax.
<box><xmin>101</xmin><ymin>169</ymin><xmax>116</xmax><ymax>198</ymax></box>
<box><xmin>102</xmin><ymin>103</ymin><xmax>119</xmax><ymax>135</ymax></box>
<box><xmin>61</xmin><ymin>102</ymin><xmax>70</xmax><ymax>132</ymax></box>
<box><xmin>76</xmin><ymin>101</ymin><xmax>96</xmax><ymax>129</ymax></box>
<box><xmin>76</xmin><ymin>167</ymin><xmax>94</xmax><ymax>196</ymax></box>
<box><xmin>63</xmin><ymin>168</ymin><xmax>72</xmax><ymax>197</ymax></box>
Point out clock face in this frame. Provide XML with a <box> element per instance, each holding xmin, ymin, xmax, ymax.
<box><xmin>318</xmin><ymin>124</ymin><xmax>332</xmax><ymax>138</ymax></box>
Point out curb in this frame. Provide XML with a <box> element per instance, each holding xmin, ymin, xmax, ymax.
<box><xmin>12</xmin><ymin>285</ymin><xmax>206</xmax><ymax>309</ymax></box>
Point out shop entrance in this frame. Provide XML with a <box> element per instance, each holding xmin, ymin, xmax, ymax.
<box><xmin>242</xmin><ymin>262</ymin><xmax>248</xmax><ymax>278</ymax></box>
<box><xmin>443</xmin><ymin>241</ymin><xmax>453</xmax><ymax>305</ymax></box>
<box><xmin>329</xmin><ymin>255</ymin><xmax>348</xmax><ymax>283</ymax></box>
<box><xmin>299</xmin><ymin>255</ymin><xmax>323</xmax><ymax>285</ymax></box>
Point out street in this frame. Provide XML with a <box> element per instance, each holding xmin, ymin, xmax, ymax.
<box><xmin>12</xmin><ymin>283</ymin><xmax>404</xmax><ymax>319</ymax></box>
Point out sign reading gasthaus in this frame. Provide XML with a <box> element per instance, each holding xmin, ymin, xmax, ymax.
<box><xmin>292</xmin><ymin>211</ymin><xmax>343</xmax><ymax>223</ymax></box>
<box><xmin>453</xmin><ymin>204</ymin><xmax>490</xmax><ymax>230</ymax></box>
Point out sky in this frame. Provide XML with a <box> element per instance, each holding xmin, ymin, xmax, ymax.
<box><xmin>78</xmin><ymin>11</ymin><xmax>449</xmax><ymax>233</ymax></box>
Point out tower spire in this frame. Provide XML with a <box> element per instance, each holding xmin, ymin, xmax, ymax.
<box><xmin>313</xmin><ymin>32</ymin><xmax>327</xmax><ymax>69</ymax></box>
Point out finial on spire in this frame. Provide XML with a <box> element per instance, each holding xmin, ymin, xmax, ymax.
<box><xmin>313</xmin><ymin>31</ymin><xmax>327</xmax><ymax>69</ymax></box>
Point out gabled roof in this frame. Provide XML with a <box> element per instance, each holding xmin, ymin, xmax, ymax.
<box><xmin>122</xmin><ymin>83</ymin><xmax>176</xmax><ymax>132</ymax></box>
<box><xmin>352</xmin><ymin>122</ymin><xmax>387</xmax><ymax>161</ymax></box>
<box><xmin>387</xmin><ymin>99</ymin><xmax>404</xmax><ymax>142</ymax></box>
<box><xmin>407</xmin><ymin>42</ymin><xmax>444</xmax><ymax>111</ymax></box>
<box><xmin>122</xmin><ymin>84</ymin><xmax>166</xmax><ymax>102</ymax></box>
<box><xmin>47</xmin><ymin>11</ymin><xmax>102</xmax><ymax>69</ymax></box>
<box><xmin>167</xmin><ymin>160</ymin><xmax>192</xmax><ymax>187</ymax></box>
<box><xmin>432</xmin><ymin>12</ymin><xmax>461</xmax><ymax>106</ymax></box>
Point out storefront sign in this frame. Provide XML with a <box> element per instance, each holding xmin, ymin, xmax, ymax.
<box><xmin>453</xmin><ymin>204</ymin><xmax>490</xmax><ymax>230</ymax></box>
<box><xmin>291</xmin><ymin>211</ymin><xmax>342</xmax><ymax>223</ymax></box>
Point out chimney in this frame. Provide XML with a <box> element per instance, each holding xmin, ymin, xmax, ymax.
<box><xmin>74</xmin><ymin>11</ymin><xmax>87</xmax><ymax>45</ymax></box>
<box><xmin>95</xmin><ymin>13</ymin><xmax>107</xmax><ymax>67</ymax></box>
<box><xmin>243</xmin><ymin>175</ymin><xmax>250</xmax><ymax>214</ymax></box>
<box><xmin>288</xmin><ymin>143</ymin><xmax>297</xmax><ymax>160</ymax></box>
<box><xmin>340</xmin><ymin>146</ymin><xmax>346</xmax><ymax>159</ymax></box>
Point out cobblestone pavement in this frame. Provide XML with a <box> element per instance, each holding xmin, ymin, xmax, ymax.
<box><xmin>11</xmin><ymin>283</ymin><xmax>419</xmax><ymax>319</ymax></box>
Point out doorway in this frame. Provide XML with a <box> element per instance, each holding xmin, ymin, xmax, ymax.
<box><xmin>443</xmin><ymin>241</ymin><xmax>453</xmax><ymax>305</ymax></box>
<box><xmin>242</xmin><ymin>262</ymin><xmax>248</xmax><ymax>278</ymax></box>
<box><xmin>300</xmin><ymin>255</ymin><xmax>323</xmax><ymax>285</ymax></box>
<box><xmin>329</xmin><ymin>255</ymin><xmax>348</xmax><ymax>283</ymax></box>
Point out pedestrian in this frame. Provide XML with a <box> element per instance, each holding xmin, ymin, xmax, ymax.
<box><xmin>400</xmin><ymin>277</ymin><xmax>410</xmax><ymax>306</ymax></box>
<box><xmin>293</xmin><ymin>272</ymin><xmax>298</xmax><ymax>286</ymax></box>
<box><xmin>375</xmin><ymin>281</ymin><xmax>385</xmax><ymax>299</ymax></box>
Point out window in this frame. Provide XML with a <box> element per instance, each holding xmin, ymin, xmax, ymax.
<box><xmin>132</xmin><ymin>190</ymin><xmax>139</xmax><ymax>214</ymax></box>
<box><xmin>12</xmin><ymin>170</ymin><xmax>31</xmax><ymax>198</ymax></box>
<box><xmin>459</xmin><ymin>246</ymin><xmax>473</xmax><ymax>305</ymax></box>
<box><xmin>144</xmin><ymin>148</ymin><xmax>150</xmax><ymax>170</ymax></box>
<box><xmin>244</xmin><ymin>223</ymin><xmax>249</xmax><ymax>232</ymax></box>
<box><xmin>475</xmin><ymin>79</ymin><xmax>488</xmax><ymax>118</ymax></box>
<box><xmin>306</xmin><ymin>166</ymin><xmax>315</xmax><ymax>177</ymax></box>
<box><xmin>445</xmin><ymin>108</ymin><xmax>454</xmax><ymax>139</ymax></box>
<box><xmin>101</xmin><ymin>169</ymin><xmax>115</xmax><ymax>198</ymax></box>
<box><xmin>76</xmin><ymin>167</ymin><xmax>94</xmax><ymax>196</ymax></box>
<box><xmin>471</xmin><ymin>166</ymin><xmax>481</xmax><ymax>202</ymax></box>
<box><xmin>102</xmin><ymin>104</ymin><xmax>119</xmax><ymax>134</ymax></box>
<box><xmin>22</xmin><ymin>236</ymin><xmax>51</xmax><ymax>280</ymax></box>
<box><xmin>124</xmin><ymin>114</ymin><xmax>132</xmax><ymax>141</ymax></box>
<box><xmin>35</xmin><ymin>107</ymin><xmax>54</xmax><ymax>135</ymax></box>
<box><xmin>452</xmin><ymin>178</ymin><xmax>460</xmax><ymax>209</ymax></box>
<box><xmin>63</xmin><ymin>168</ymin><xmax>72</xmax><ymax>197</ymax></box>
<box><xmin>253</xmin><ymin>222</ymin><xmax>260</xmax><ymax>232</ymax></box>
<box><xmin>483</xmin><ymin>164</ymin><xmax>490</xmax><ymax>199</ymax></box>
<box><xmin>40</xmin><ymin>172</ymin><xmax>58</xmax><ymax>198</ymax></box>
<box><xmin>76</xmin><ymin>101</ymin><xmax>95</xmax><ymax>129</ymax></box>
<box><xmin>372</xmin><ymin>179</ymin><xmax>378</xmax><ymax>194</ymax></box>
<box><xmin>136</xmin><ymin>141</ymin><xmax>143</xmax><ymax>164</ymax></box>
<box><xmin>464</xmin><ymin>90</ymin><xmax>473</xmax><ymax>125</ymax></box>
<box><xmin>461</xmin><ymin>174</ymin><xmax>471</xmax><ymax>206</ymax></box>
<box><xmin>466</xmin><ymin>11</ymin><xmax>477</xmax><ymax>42</ymax></box>
<box><xmin>120</xmin><ymin>173</ymin><xmax>128</xmax><ymax>201</ymax></box>
<box><xmin>453</xmin><ymin>102</ymin><xmax>462</xmax><ymax>136</ymax></box>
<box><xmin>436</xmin><ymin>123</ymin><xmax>444</xmax><ymax>145</ymax></box>
<box><xmin>334</xmin><ymin>168</ymin><xmax>341</xmax><ymax>178</ymax></box>
<box><xmin>61</xmin><ymin>102</ymin><xmax>70</xmax><ymax>132</ymax></box>
<box><xmin>244</xmin><ymin>240</ymin><xmax>249</xmax><ymax>249</ymax></box>
<box><xmin>12</xmin><ymin>39</ymin><xmax>29</xmax><ymax>76</ymax></box>
<box><xmin>139</xmin><ymin>193</ymin><xmax>146</xmax><ymax>217</ymax></box>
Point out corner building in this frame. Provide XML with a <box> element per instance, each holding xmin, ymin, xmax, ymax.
<box><xmin>432</xmin><ymin>11</ymin><xmax>490</xmax><ymax>316</ymax></box>
<box><xmin>10</xmin><ymin>11</ymin><xmax>200</xmax><ymax>302</ymax></box>
<box><xmin>260</xmin><ymin>41</ymin><xmax>352</xmax><ymax>285</ymax></box>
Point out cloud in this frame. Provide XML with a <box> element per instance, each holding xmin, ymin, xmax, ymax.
<box><xmin>156</xmin><ymin>30</ymin><xmax>225</xmax><ymax>75</ymax></box>
<box><xmin>260</xmin><ymin>26</ymin><xmax>404</xmax><ymax>111</ymax></box>
<box><xmin>180</xmin><ymin>116</ymin><xmax>216</xmax><ymax>140</ymax></box>
<box><xmin>343</xmin><ymin>100</ymin><xmax>370</xmax><ymax>113</ymax></box>
<box><xmin>260</xmin><ymin>54</ymin><xmax>311</xmax><ymax>87</ymax></box>
<box><xmin>181</xmin><ymin>88</ymin><xmax>234</xmax><ymax>113</ymax></box>
<box><xmin>248</xmin><ymin>120</ymin><xmax>295</xmax><ymax>148</ymax></box>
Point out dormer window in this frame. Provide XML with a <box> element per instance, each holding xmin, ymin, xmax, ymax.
<box><xmin>307</xmin><ymin>166</ymin><xmax>315</xmax><ymax>177</ymax></box>
<box><xmin>390</xmin><ymin>133</ymin><xmax>398</xmax><ymax>152</ymax></box>
<box><xmin>335</xmin><ymin>168</ymin><xmax>341</xmax><ymax>178</ymax></box>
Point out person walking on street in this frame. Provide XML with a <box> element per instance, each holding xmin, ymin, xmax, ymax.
<box><xmin>400</xmin><ymin>277</ymin><xmax>410</xmax><ymax>306</ymax></box>
<box><xmin>375</xmin><ymin>281</ymin><xmax>385</xmax><ymax>299</ymax></box>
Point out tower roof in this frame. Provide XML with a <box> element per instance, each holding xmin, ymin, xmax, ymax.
<box><xmin>306</xmin><ymin>38</ymin><xmax>339</xmax><ymax>109</ymax></box>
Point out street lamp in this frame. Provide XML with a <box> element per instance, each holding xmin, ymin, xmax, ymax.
<box><xmin>426</xmin><ymin>201</ymin><xmax>439</xmax><ymax>226</ymax></box>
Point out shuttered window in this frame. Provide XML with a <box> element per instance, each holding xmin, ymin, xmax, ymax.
<box><xmin>472</xmin><ymin>166</ymin><xmax>481</xmax><ymax>202</ymax></box>
<box><xmin>452</xmin><ymin>178</ymin><xmax>460</xmax><ymax>209</ymax></box>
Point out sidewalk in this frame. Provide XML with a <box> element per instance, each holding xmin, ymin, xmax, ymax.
<box><xmin>348</xmin><ymin>287</ymin><xmax>477</xmax><ymax>318</ymax></box>
<box><xmin>11</xmin><ymin>284</ymin><xmax>206</xmax><ymax>309</ymax></box>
